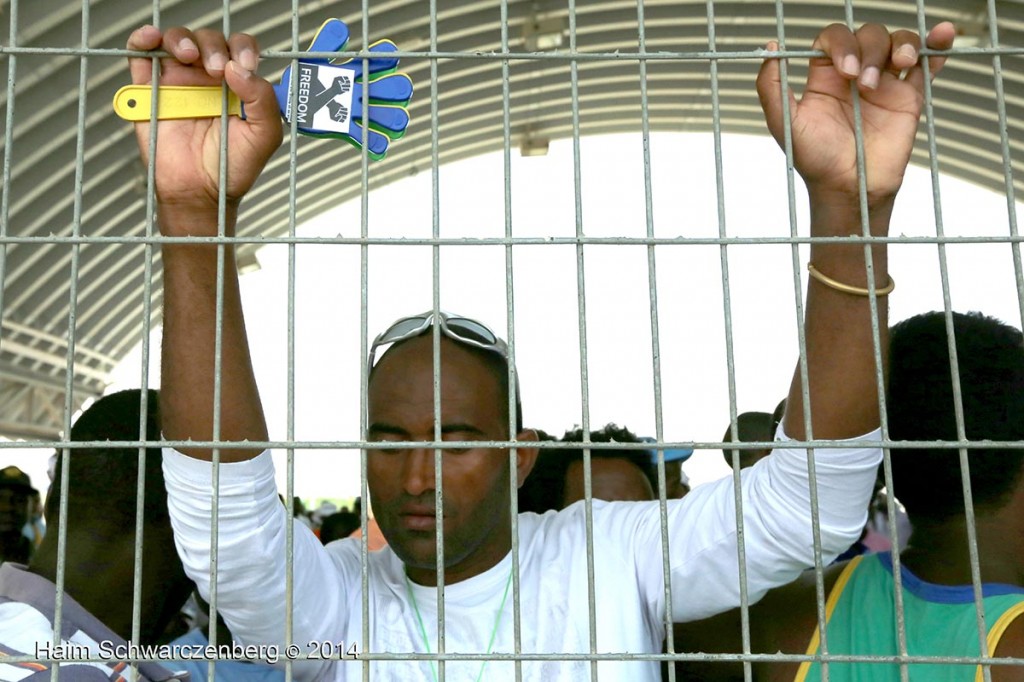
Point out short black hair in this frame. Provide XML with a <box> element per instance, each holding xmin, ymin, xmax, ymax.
<box><xmin>369</xmin><ymin>333</ymin><xmax>523</xmax><ymax>434</ymax></box>
<box><xmin>888</xmin><ymin>311</ymin><xmax>1024</xmax><ymax>520</ymax></box>
<box><xmin>721</xmin><ymin>411</ymin><xmax>776</xmax><ymax>468</ymax></box>
<box><xmin>518</xmin><ymin>424</ymin><xmax>656</xmax><ymax>512</ymax></box>
<box><xmin>46</xmin><ymin>389</ymin><xmax>168</xmax><ymax>531</ymax></box>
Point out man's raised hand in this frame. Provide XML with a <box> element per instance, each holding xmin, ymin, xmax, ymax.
<box><xmin>127</xmin><ymin>25</ymin><xmax>283</xmax><ymax>230</ymax></box>
<box><xmin>757</xmin><ymin>22</ymin><xmax>955</xmax><ymax>208</ymax></box>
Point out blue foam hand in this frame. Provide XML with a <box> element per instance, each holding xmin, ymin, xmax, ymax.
<box><xmin>272</xmin><ymin>19</ymin><xmax>414</xmax><ymax>160</ymax></box>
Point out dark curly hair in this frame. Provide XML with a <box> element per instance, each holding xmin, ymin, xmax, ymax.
<box><xmin>888</xmin><ymin>311</ymin><xmax>1024</xmax><ymax>520</ymax></box>
<box><xmin>518</xmin><ymin>424</ymin><xmax>656</xmax><ymax>512</ymax></box>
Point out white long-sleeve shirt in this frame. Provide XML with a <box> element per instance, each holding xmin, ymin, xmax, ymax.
<box><xmin>162</xmin><ymin>429</ymin><xmax>882</xmax><ymax>681</ymax></box>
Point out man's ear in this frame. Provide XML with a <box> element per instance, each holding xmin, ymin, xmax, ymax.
<box><xmin>513</xmin><ymin>428</ymin><xmax>540</xmax><ymax>488</ymax></box>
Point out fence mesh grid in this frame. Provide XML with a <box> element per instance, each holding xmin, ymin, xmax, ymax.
<box><xmin>1</xmin><ymin>0</ymin><xmax>1023</xmax><ymax>680</ymax></box>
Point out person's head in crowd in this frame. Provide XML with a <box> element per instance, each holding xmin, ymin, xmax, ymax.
<box><xmin>560</xmin><ymin>424</ymin><xmax>658</xmax><ymax>506</ymax></box>
<box><xmin>721</xmin><ymin>410</ymin><xmax>779</xmax><ymax>470</ymax></box>
<box><xmin>30</xmin><ymin>389</ymin><xmax>193</xmax><ymax>644</ymax></box>
<box><xmin>366</xmin><ymin>312</ymin><xmax>539</xmax><ymax>584</ymax></box>
<box><xmin>0</xmin><ymin>466</ymin><xmax>35</xmax><ymax>563</ymax></box>
<box><xmin>519</xmin><ymin>426</ymin><xmax>682</xmax><ymax>511</ymax></box>
<box><xmin>888</xmin><ymin>311</ymin><xmax>1024</xmax><ymax>526</ymax></box>
<box><xmin>651</xmin><ymin>446</ymin><xmax>694</xmax><ymax>499</ymax></box>
<box><xmin>311</xmin><ymin>501</ymin><xmax>338</xmax><ymax>528</ymax></box>
<box><xmin>320</xmin><ymin>511</ymin><xmax>361</xmax><ymax>545</ymax></box>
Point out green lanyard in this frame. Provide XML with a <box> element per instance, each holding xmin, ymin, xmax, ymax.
<box><xmin>404</xmin><ymin>568</ymin><xmax>513</xmax><ymax>682</ymax></box>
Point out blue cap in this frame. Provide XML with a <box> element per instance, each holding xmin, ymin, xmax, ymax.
<box><xmin>639</xmin><ymin>437</ymin><xmax>694</xmax><ymax>464</ymax></box>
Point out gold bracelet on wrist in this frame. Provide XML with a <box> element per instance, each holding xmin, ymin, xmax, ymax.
<box><xmin>807</xmin><ymin>263</ymin><xmax>895</xmax><ymax>296</ymax></box>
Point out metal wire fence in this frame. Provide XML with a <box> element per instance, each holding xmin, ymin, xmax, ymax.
<box><xmin>1</xmin><ymin>0</ymin><xmax>1023</xmax><ymax>681</ymax></box>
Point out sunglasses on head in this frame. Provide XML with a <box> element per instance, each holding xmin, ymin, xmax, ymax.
<box><xmin>368</xmin><ymin>311</ymin><xmax>511</xmax><ymax>372</ymax></box>
<box><xmin>368</xmin><ymin>311</ymin><xmax>522</xmax><ymax>427</ymax></box>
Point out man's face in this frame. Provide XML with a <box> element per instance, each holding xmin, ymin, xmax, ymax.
<box><xmin>0</xmin><ymin>487</ymin><xmax>29</xmax><ymax>534</ymax></box>
<box><xmin>367</xmin><ymin>335</ymin><xmax>535</xmax><ymax>585</ymax></box>
<box><xmin>562</xmin><ymin>458</ymin><xmax>654</xmax><ymax>507</ymax></box>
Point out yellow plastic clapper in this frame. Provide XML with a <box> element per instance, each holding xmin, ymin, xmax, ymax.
<box><xmin>112</xmin><ymin>85</ymin><xmax>242</xmax><ymax>121</ymax></box>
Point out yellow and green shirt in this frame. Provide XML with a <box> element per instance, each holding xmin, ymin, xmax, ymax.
<box><xmin>798</xmin><ymin>553</ymin><xmax>1024</xmax><ymax>682</ymax></box>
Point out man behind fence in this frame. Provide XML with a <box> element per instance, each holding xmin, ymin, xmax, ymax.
<box><xmin>673</xmin><ymin>311</ymin><xmax>1024</xmax><ymax>681</ymax></box>
<box><xmin>126</xmin><ymin>18</ymin><xmax>955</xmax><ymax>681</ymax></box>
<box><xmin>0</xmin><ymin>390</ymin><xmax>193</xmax><ymax>681</ymax></box>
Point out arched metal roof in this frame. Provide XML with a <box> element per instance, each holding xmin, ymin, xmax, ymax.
<box><xmin>0</xmin><ymin>0</ymin><xmax>1021</xmax><ymax>439</ymax></box>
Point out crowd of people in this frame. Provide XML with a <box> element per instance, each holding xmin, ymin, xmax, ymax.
<box><xmin>1</xmin><ymin>13</ymin><xmax>1021</xmax><ymax>682</ymax></box>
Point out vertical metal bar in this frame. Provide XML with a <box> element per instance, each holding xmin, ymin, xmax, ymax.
<box><xmin>702</xmin><ymin>2</ymin><xmax>754</xmax><ymax>680</ymax></box>
<box><xmin>108</xmin><ymin>0</ymin><xmax>151</xmax><ymax>678</ymax></box>
<box><xmin>978</xmin><ymin>31</ymin><xmax>1024</xmax><ymax>672</ymax></box>
<box><xmin>564</xmin><ymin>1</ymin><xmax>598</xmax><ymax>678</ymax></box>
<box><xmin>0</xmin><ymin>0</ymin><xmax>16</xmax><ymax>344</ymax></box>
<box><xmin>133</xmin><ymin>0</ymin><xmax>162</xmax><ymax>670</ymax></box>
<box><xmin>941</xmin><ymin>309</ymin><xmax>991</xmax><ymax>682</ymax></box>
<box><xmin>939</xmin><ymin>4</ymin><xmax>1024</xmax><ymax>676</ymax></box>
<box><xmin>498</xmin><ymin>2</ymin><xmax>524</xmax><ymax>680</ymax></box>
<box><xmin>51</xmin><ymin>0</ymin><xmax>92</xmax><ymax>677</ymax></box>
<box><xmin>206</xmin><ymin>3</ymin><xmax>233</xmax><ymax>679</ymax></box>
<box><xmin>633</xmin><ymin>2</ymin><xmax>678</xmax><ymax>680</ymax></box>
<box><xmin>770</xmin><ymin>2</ymin><xmax>830</xmax><ymax>679</ymax></box>
<box><xmin>359</xmin><ymin>1</ymin><xmax>373</xmax><ymax>681</ymax></box>
<box><xmin>427</xmin><ymin>2</ymin><xmax>446</xmax><ymax>678</ymax></box>
<box><xmin>983</xmin><ymin>1</ymin><xmax>1024</xmax><ymax>330</ymax></box>
<box><xmin>890</xmin><ymin>4</ymin><xmax>955</xmax><ymax>680</ymax></box>
<box><xmin>839</xmin><ymin>4</ymin><xmax>892</xmax><ymax>681</ymax></box>
<box><xmin>142</xmin><ymin>0</ymin><xmax>163</xmax><ymax>668</ymax></box>
<box><xmin>283</xmin><ymin>2</ymin><xmax>302</xmax><ymax>680</ymax></box>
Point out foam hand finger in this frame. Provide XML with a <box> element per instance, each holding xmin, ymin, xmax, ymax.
<box><xmin>338</xmin><ymin>40</ymin><xmax>401</xmax><ymax>81</ymax></box>
<box><xmin>342</xmin><ymin>41</ymin><xmax>414</xmax><ymax>141</ymax></box>
<box><xmin>271</xmin><ymin>19</ymin><xmax>350</xmax><ymax>113</ymax></box>
<box><xmin>273</xmin><ymin>18</ymin><xmax>413</xmax><ymax>159</ymax></box>
<box><xmin>309</xmin><ymin>18</ymin><xmax>350</xmax><ymax>64</ymax></box>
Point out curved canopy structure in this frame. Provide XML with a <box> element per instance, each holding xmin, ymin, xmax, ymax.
<box><xmin>0</xmin><ymin>0</ymin><xmax>1021</xmax><ymax>438</ymax></box>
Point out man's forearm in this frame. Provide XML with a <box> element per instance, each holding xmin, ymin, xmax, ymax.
<box><xmin>784</xmin><ymin>193</ymin><xmax>891</xmax><ymax>441</ymax></box>
<box><xmin>159</xmin><ymin>206</ymin><xmax>267</xmax><ymax>461</ymax></box>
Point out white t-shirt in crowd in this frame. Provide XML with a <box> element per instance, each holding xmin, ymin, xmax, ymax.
<box><xmin>163</xmin><ymin>428</ymin><xmax>882</xmax><ymax>681</ymax></box>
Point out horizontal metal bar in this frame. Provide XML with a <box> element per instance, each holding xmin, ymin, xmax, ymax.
<box><xmin>3</xmin><ymin>235</ymin><xmax>1024</xmax><ymax>247</ymax></box>
<box><xmin>3</xmin><ymin>437</ymin><xmax>1023</xmax><ymax>451</ymax></box>
<box><xmin>0</xmin><ymin>46</ymin><xmax>1009</xmax><ymax>60</ymax></box>
<box><xmin>6</xmin><ymin>652</ymin><xmax>1023</xmax><ymax>666</ymax></box>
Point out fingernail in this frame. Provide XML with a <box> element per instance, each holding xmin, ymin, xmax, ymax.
<box><xmin>841</xmin><ymin>55</ymin><xmax>860</xmax><ymax>76</ymax></box>
<box><xmin>228</xmin><ymin>60</ymin><xmax>252</xmax><ymax>79</ymax></box>
<box><xmin>860</xmin><ymin>66</ymin><xmax>880</xmax><ymax>89</ymax></box>
<box><xmin>239</xmin><ymin>48</ymin><xmax>258</xmax><ymax>73</ymax></box>
<box><xmin>180</xmin><ymin>37</ymin><xmax>198</xmax><ymax>54</ymax></box>
<box><xmin>208</xmin><ymin>52</ymin><xmax>227</xmax><ymax>72</ymax></box>
<box><xmin>896</xmin><ymin>44</ymin><xmax>917</xmax><ymax>63</ymax></box>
